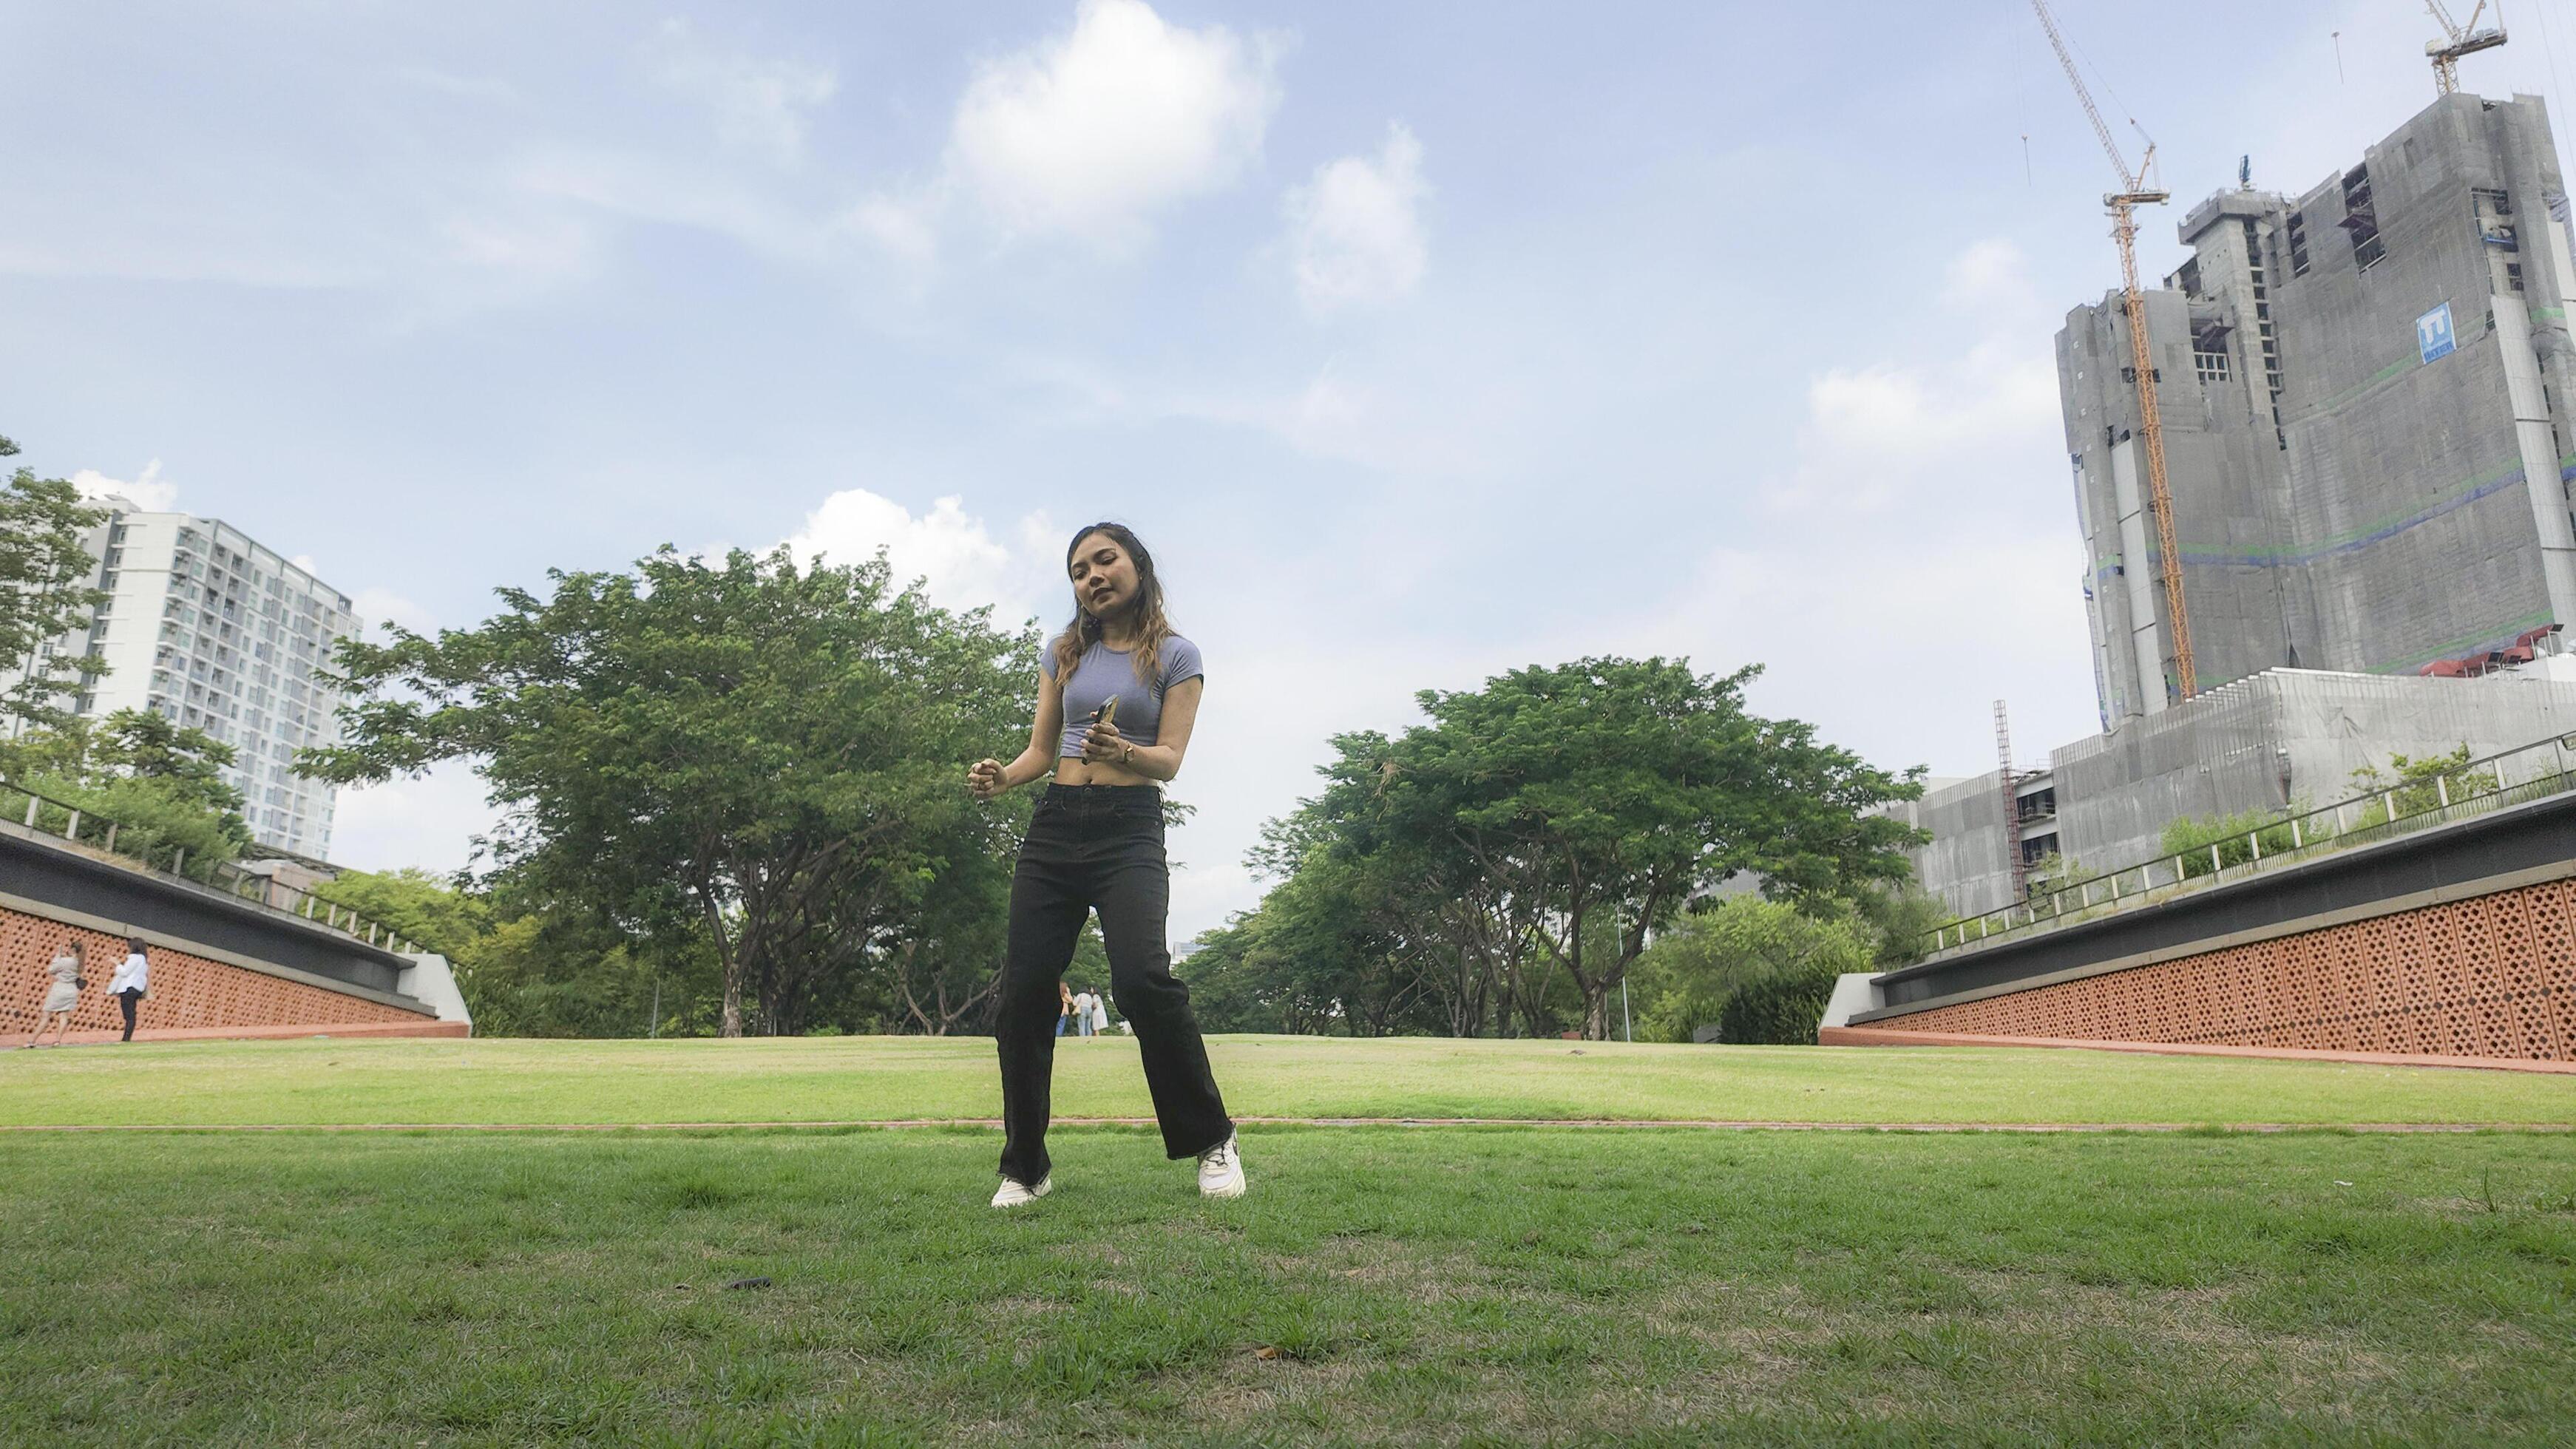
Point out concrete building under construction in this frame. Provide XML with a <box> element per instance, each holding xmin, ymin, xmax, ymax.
<box><xmin>2062</xmin><ymin>91</ymin><xmax>2576</xmax><ymax>717</ymax></box>
<box><xmin>1908</xmin><ymin>90</ymin><xmax>2576</xmax><ymax>920</ymax></box>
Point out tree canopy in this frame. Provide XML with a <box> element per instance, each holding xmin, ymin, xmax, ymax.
<box><xmin>2</xmin><ymin>709</ymin><xmax>253</xmax><ymax>878</ymax></box>
<box><xmin>0</xmin><ymin>432</ymin><xmax>110</xmax><ymax>731</ymax></box>
<box><xmin>302</xmin><ymin>546</ymin><xmax>1036</xmax><ymax>1037</ymax></box>
<box><xmin>1193</xmin><ymin>656</ymin><xmax>1927</xmax><ymax>1040</ymax></box>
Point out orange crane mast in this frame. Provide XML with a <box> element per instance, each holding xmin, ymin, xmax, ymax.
<box><xmin>2030</xmin><ymin>0</ymin><xmax>2196</xmax><ymax>701</ymax></box>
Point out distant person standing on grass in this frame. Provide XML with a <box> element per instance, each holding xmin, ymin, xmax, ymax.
<box><xmin>966</xmin><ymin>522</ymin><xmax>1242</xmax><ymax>1208</ymax></box>
<box><xmin>1090</xmin><ymin>989</ymin><xmax>1109</xmax><ymax>1038</ymax></box>
<box><xmin>1072</xmin><ymin>987</ymin><xmax>1098</xmax><ymax>1038</ymax></box>
<box><xmin>1056</xmin><ymin>981</ymin><xmax>1076</xmax><ymax>1038</ymax></box>
<box><xmin>24</xmin><ymin>937</ymin><xmax>84</xmax><ymax>1048</ymax></box>
<box><xmin>104</xmin><ymin>937</ymin><xmax>148</xmax><ymax>1044</ymax></box>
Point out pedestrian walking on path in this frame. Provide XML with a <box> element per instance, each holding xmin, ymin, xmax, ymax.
<box><xmin>104</xmin><ymin>938</ymin><xmax>149</xmax><ymax>1043</ymax></box>
<box><xmin>24</xmin><ymin>937</ymin><xmax>84</xmax><ymax>1048</ymax></box>
<box><xmin>966</xmin><ymin>522</ymin><xmax>1243</xmax><ymax>1208</ymax></box>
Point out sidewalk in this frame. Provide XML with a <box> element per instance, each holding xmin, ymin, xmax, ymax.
<box><xmin>10</xmin><ymin>1019</ymin><xmax>468</xmax><ymax>1048</ymax></box>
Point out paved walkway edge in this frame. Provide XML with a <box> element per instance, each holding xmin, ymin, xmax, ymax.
<box><xmin>1816</xmin><ymin>1025</ymin><xmax>2576</xmax><ymax>1074</ymax></box>
<box><xmin>0</xmin><ymin>1117</ymin><xmax>2566</xmax><ymax>1134</ymax></box>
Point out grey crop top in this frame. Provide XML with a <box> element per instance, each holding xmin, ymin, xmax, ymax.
<box><xmin>1045</xmin><ymin>634</ymin><xmax>1204</xmax><ymax>758</ymax></box>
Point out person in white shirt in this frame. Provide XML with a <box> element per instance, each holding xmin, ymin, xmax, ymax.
<box><xmin>104</xmin><ymin>937</ymin><xmax>149</xmax><ymax>1044</ymax></box>
<box><xmin>1089</xmin><ymin>991</ymin><xmax>1110</xmax><ymax>1036</ymax></box>
<box><xmin>1071</xmin><ymin>988</ymin><xmax>1098</xmax><ymax>1038</ymax></box>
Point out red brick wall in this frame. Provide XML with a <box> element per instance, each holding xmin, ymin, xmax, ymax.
<box><xmin>1</xmin><ymin>905</ymin><xmax>433</xmax><ymax>1039</ymax></box>
<box><xmin>1876</xmin><ymin>878</ymin><xmax>2576</xmax><ymax>1062</ymax></box>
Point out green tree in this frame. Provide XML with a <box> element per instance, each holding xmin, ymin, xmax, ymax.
<box><xmin>311</xmin><ymin>867</ymin><xmax>493</xmax><ymax>961</ymax></box>
<box><xmin>1174</xmin><ymin>912</ymin><xmax>1340</xmax><ymax>1036</ymax></box>
<box><xmin>1332</xmin><ymin>658</ymin><xmax>1922</xmax><ymax>1039</ymax></box>
<box><xmin>6</xmin><ymin>708</ymin><xmax>252</xmax><ymax>878</ymax></box>
<box><xmin>302</xmin><ymin>546</ymin><xmax>1036</xmax><ymax>1037</ymax></box>
<box><xmin>1241</xmin><ymin>658</ymin><xmax>1923</xmax><ymax>1040</ymax></box>
<box><xmin>2349</xmin><ymin>744</ymin><xmax>2495</xmax><ymax>818</ymax></box>
<box><xmin>1251</xmin><ymin>732</ymin><xmax>1523</xmax><ymax>1035</ymax></box>
<box><xmin>0</xmin><ymin>432</ymin><xmax>110</xmax><ymax>730</ymax></box>
<box><xmin>1849</xmin><ymin>880</ymin><xmax>1950</xmax><ymax>971</ymax></box>
<box><xmin>1630</xmin><ymin>897</ymin><xmax>1876</xmax><ymax>1044</ymax></box>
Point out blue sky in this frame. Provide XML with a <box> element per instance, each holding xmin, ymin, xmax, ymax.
<box><xmin>7</xmin><ymin>1</ymin><xmax>2573</xmax><ymax>935</ymax></box>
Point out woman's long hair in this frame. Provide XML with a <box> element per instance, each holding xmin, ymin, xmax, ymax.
<box><xmin>63</xmin><ymin>940</ymin><xmax>84</xmax><ymax>967</ymax></box>
<box><xmin>1050</xmin><ymin>523</ymin><xmax>1174</xmax><ymax>693</ymax></box>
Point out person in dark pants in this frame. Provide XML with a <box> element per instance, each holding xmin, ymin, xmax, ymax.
<box><xmin>966</xmin><ymin>523</ymin><xmax>1241</xmax><ymax>1208</ymax></box>
<box><xmin>104</xmin><ymin>937</ymin><xmax>149</xmax><ymax>1042</ymax></box>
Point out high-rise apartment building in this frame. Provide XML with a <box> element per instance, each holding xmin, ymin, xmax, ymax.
<box><xmin>1891</xmin><ymin>89</ymin><xmax>2576</xmax><ymax>920</ymax></box>
<box><xmin>2058</xmin><ymin>92</ymin><xmax>2576</xmax><ymax>727</ymax></box>
<box><xmin>16</xmin><ymin>497</ymin><xmax>362</xmax><ymax>859</ymax></box>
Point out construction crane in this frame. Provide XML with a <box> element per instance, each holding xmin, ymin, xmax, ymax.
<box><xmin>2030</xmin><ymin>0</ymin><xmax>2196</xmax><ymax>701</ymax></box>
<box><xmin>2427</xmin><ymin>2</ymin><xmax>2508</xmax><ymax>96</ymax></box>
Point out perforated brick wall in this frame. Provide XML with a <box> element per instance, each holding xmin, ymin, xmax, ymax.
<box><xmin>1879</xmin><ymin>878</ymin><xmax>2576</xmax><ymax>1061</ymax></box>
<box><xmin>1</xmin><ymin>904</ymin><xmax>431</xmax><ymax>1039</ymax></box>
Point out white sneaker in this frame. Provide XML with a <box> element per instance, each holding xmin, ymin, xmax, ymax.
<box><xmin>1196</xmin><ymin>1133</ymin><xmax>1246</xmax><ymax>1198</ymax></box>
<box><xmin>990</xmin><ymin>1175</ymin><xmax>1051</xmax><ymax>1208</ymax></box>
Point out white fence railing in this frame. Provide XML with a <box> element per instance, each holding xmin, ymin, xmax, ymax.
<box><xmin>1919</xmin><ymin>730</ymin><xmax>2576</xmax><ymax>957</ymax></box>
<box><xmin>0</xmin><ymin>775</ymin><xmax>420</xmax><ymax>955</ymax></box>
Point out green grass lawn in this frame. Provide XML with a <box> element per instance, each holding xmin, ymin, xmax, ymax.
<box><xmin>2</xmin><ymin>1127</ymin><xmax>2572</xmax><ymax>1445</ymax></box>
<box><xmin>3</xmin><ymin>1034</ymin><xmax>2572</xmax><ymax>1127</ymax></box>
<box><xmin>4</xmin><ymin>1039</ymin><xmax>2572</xmax><ymax>1443</ymax></box>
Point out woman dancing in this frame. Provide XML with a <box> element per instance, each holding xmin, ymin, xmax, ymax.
<box><xmin>966</xmin><ymin>523</ymin><xmax>1241</xmax><ymax>1207</ymax></box>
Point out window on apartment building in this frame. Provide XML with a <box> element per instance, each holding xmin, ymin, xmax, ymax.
<box><xmin>2287</xmin><ymin>211</ymin><xmax>2311</xmax><ymax>275</ymax></box>
<box><xmin>2342</xmin><ymin>164</ymin><xmax>2384</xmax><ymax>270</ymax></box>
<box><xmin>2194</xmin><ymin>350</ymin><xmax>2232</xmax><ymax>381</ymax></box>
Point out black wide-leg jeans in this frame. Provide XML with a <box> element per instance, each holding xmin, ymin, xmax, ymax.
<box><xmin>996</xmin><ymin>784</ymin><xmax>1232</xmax><ymax>1186</ymax></box>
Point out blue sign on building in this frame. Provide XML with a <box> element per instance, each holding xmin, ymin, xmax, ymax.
<box><xmin>2418</xmin><ymin>301</ymin><xmax>2457</xmax><ymax>364</ymax></box>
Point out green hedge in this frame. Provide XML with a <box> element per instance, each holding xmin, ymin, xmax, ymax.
<box><xmin>1718</xmin><ymin>963</ymin><xmax>1840</xmax><ymax>1045</ymax></box>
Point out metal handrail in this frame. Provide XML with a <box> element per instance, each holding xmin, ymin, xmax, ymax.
<box><xmin>0</xmin><ymin>774</ymin><xmax>418</xmax><ymax>956</ymax></box>
<box><xmin>1918</xmin><ymin>728</ymin><xmax>2576</xmax><ymax>957</ymax></box>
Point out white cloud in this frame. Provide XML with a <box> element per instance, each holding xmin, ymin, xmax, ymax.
<box><xmin>945</xmin><ymin>0</ymin><xmax>1281</xmax><ymax>249</ymax></box>
<box><xmin>1769</xmin><ymin>237</ymin><xmax>2059</xmax><ymax>514</ymax></box>
<box><xmin>509</xmin><ymin>144</ymin><xmax>831</xmax><ymax>264</ymax></box>
<box><xmin>70</xmin><ymin>460</ymin><xmax>180</xmax><ymax>512</ymax></box>
<box><xmin>782</xmin><ymin>489</ymin><xmax>1056</xmax><ymax>625</ymax></box>
<box><xmin>439</xmin><ymin>209</ymin><xmax>596</xmax><ymax>279</ymax></box>
<box><xmin>840</xmin><ymin>193</ymin><xmax>941</xmax><ymax>268</ymax></box>
<box><xmin>330</xmin><ymin>759</ymin><xmax>504</xmax><ymax>877</ymax></box>
<box><xmin>351</xmin><ymin>586</ymin><xmax>437</xmax><ymax>640</ymax></box>
<box><xmin>645</xmin><ymin>19</ymin><xmax>837</xmax><ymax>164</ymax></box>
<box><xmin>1941</xmin><ymin>236</ymin><xmax>2038</xmax><ymax>310</ymax></box>
<box><xmin>1284</xmin><ymin>123</ymin><xmax>1428</xmax><ymax>313</ymax></box>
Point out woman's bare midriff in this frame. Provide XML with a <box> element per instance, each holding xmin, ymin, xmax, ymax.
<box><xmin>1053</xmin><ymin>756</ymin><xmax>1158</xmax><ymax>788</ymax></box>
